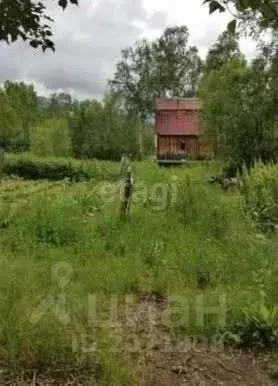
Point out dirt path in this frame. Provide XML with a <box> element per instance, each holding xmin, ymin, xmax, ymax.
<box><xmin>125</xmin><ymin>295</ymin><xmax>278</xmax><ymax>386</ymax></box>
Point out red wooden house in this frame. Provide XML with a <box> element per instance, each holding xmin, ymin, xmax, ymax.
<box><xmin>155</xmin><ymin>97</ymin><xmax>213</xmax><ymax>163</ymax></box>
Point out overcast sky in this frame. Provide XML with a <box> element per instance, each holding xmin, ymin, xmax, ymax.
<box><xmin>0</xmin><ymin>0</ymin><xmax>257</xmax><ymax>100</ymax></box>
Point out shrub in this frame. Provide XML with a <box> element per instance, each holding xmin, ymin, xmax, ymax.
<box><xmin>221</xmin><ymin>303</ymin><xmax>278</xmax><ymax>349</ymax></box>
<box><xmin>240</xmin><ymin>161</ymin><xmax>278</xmax><ymax>233</ymax></box>
<box><xmin>4</xmin><ymin>153</ymin><xmax>118</xmax><ymax>182</ymax></box>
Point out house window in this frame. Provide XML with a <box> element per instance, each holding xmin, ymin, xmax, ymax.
<box><xmin>180</xmin><ymin>140</ymin><xmax>186</xmax><ymax>151</ymax></box>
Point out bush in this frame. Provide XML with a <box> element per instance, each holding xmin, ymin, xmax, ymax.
<box><xmin>221</xmin><ymin>303</ymin><xmax>278</xmax><ymax>349</ymax></box>
<box><xmin>240</xmin><ymin>161</ymin><xmax>278</xmax><ymax>233</ymax></box>
<box><xmin>4</xmin><ymin>153</ymin><xmax>119</xmax><ymax>182</ymax></box>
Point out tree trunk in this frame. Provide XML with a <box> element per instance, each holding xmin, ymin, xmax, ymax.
<box><xmin>0</xmin><ymin>146</ymin><xmax>5</xmax><ymax>184</ymax></box>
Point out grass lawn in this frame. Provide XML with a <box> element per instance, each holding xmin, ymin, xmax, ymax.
<box><xmin>0</xmin><ymin>160</ymin><xmax>277</xmax><ymax>384</ymax></box>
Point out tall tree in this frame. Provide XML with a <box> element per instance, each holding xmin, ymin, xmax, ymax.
<box><xmin>199</xmin><ymin>58</ymin><xmax>278</xmax><ymax>173</ymax></box>
<box><xmin>151</xmin><ymin>27</ymin><xmax>203</xmax><ymax>98</ymax></box>
<box><xmin>109</xmin><ymin>26</ymin><xmax>203</xmax><ymax>123</ymax></box>
<box><xmin>0</xmin><ymin>90</ymin><xmax>21</xmax><ymax>181</ymax></box>
<box><xmin>4</xmin><ymin>81</ymin><xmax>38</xmax><ymax>151</ymax></box>
<box><xmin>47</xmin><ymin>92</ymin><xmax>73</xmax><ymax>118</ymax></box>
<box><xmin>68</xmin><ymin>94</ymin><xmax>142</xmax><ymax>161</ymax></box>
<box><xmin>205</xmin><ymin>31</ymin><xmax>242</xmax><ymax>72</ymax></box>
<box><xmin>0</xmin><ymin>0</ymin><xmax>78</xmax><ymax>51</ymax></box>
<box><xmin>30</xmin><ymin>118</ymin><xmax>72</xmax><ymax>157</ymax></box>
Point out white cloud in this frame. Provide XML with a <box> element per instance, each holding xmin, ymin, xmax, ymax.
<box><xmin>143</xmin><ymin>0</ymin><xmax>257</xmax><ymax>60</ymax></box>
<box><xmin>0</xmin><ymin>0</ymin><xmax>258</xmax><ymax>98</ymax></box>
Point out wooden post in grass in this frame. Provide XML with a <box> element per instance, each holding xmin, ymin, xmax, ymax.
<box><xmin>120</xmin><ymin>165</ymin><xmax>134</xmax><ymax>218</ymax></box>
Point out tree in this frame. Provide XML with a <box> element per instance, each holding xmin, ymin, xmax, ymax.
<box><xmin>100</xmin><ymin>94</ymin><xmax>135</xmax><ymax>159</ymax></box>
<box><xmin>109</xmin><ymin>26</ymin><xmax>202</xmax><ymax>159</ymax></box>
<box><xmin>4</xmin><ymin>81</ymin><xmax>38</xmax><ymax>151</ymax></box>
<box><xmin>30</xmin><ymin>118</ymin><xmax>72</xmax><ymax>157</ymax></box>
<box><xmin>69</xmin><ymin>100</ymin><xmax>104</xmax><ymax>159</ymax></box>
<box><xmin>0</xmin><ymin>0</ymin><xmax>78</xmax><ymax>51</ymax></box>
<box><xmin>47</xmin><ymin>92</ymin><xmax>73</xmax><ymax>118</ymax></box>
<box><xmin>109</xmin><ymin>26</ymin><xmax>203</xmax><ymax>123</ymax></box>
<box><xmin>199</xmin><ymin>58</ymin><xmax>278</xmax><ymax>174</ymax></box>
<box><xmin>0</xmin><ymin>90</ymin><xmax>21</xmax><ymax>181</ymax></box>
<box><xmin>68</xmin><ymin>94</ymin><xmax>143</xmax><ymax>161</ymax></box>
<box><xmin>204</xmin><ymin>0</ymin><xmax>278</xmax><ymax>34</ymax></box>
<box><xmin>205</xmin><ymin>30</ymin><xmax>242</xmax><ymax>72</ymax></box>
<box><xmin>151</xmin><ymin>27</ymin><xmax>203</xmax><ymax>99</ymax></box>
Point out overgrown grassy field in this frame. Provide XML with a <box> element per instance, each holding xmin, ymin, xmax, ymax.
<box><xmin>1</xmin><ymin>158</ymin><xmax>278</xmax><ymax>384</ymax></box>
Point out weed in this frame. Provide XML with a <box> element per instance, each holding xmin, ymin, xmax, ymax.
<box><xmin>0</xmin><ymin>159</ymin><xmax>278</xmax><ymax>382</ymax></box>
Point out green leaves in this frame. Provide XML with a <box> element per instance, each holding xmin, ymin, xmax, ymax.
<box><xmin>68</xmin><ymin>94</ymin><xmax>142</xmax><ymax>161</ymax></box>
<box><xmin>29</xmin><ymin>39</ymin><xmax>40</xmax><ymax>49</ymax></box>
<box><xmin>58</xmin><ymin>0</ymin><xmax>78</xmax><ymax>9</ymax></box>
<box><xmin>210</xmin><ymin>1</ymin><xmax>225</xmax><ymax>14</ymax></box>
<box><xmin>200</xmin><ymin>46</ymin><xmax>278</xmax><ymax>174</ymax></box>
<box><xmin>205</xmin><ymin>0</ymin><xmax>278</xmax><ymax>32</ymax></box>
<box><xmin>4</xmin><ymin>81</ymin><xmax>39</xmax><ymax>150</ymax></box>
<box><xmin>0</xmin><ymin>89</ymin><xmax>21</xmax><ymax>143</ymax></box>
<box><xmin>109</xmin><ymin>26</ymin><xmax>202</xmax><ymax>122</ymax></box>
<box><xmin>205</xmin><ymin>30</ymin><xmax>241</xmax><ymax>72</ymax></box>
<box><xmin>0</xmin><ymin>0</ymin><xmax>79</xmax><ymax>51</ymax></box>
<box><xmin>236</xmin><ymin>0</ymin><xmax>250</xmax><ymax>12</ymax></box>
<box><xmin>58</xmin><ymin>0</ymin><xmax>68</xmax><ymax>10</ymax></box>
<box><xmin>203</xmin><ymin>0</ymin><xmax>225</xmax><ymax>14</ymax></box>
<box><xmin>229</xmin><ymin>304</ymin><xmax>278</xmax><ymax>348</ymax></box>
<box><xmin>227</xmin><ymin>19</ymin><xmax>237</xmax><ymax>35</ymax></box>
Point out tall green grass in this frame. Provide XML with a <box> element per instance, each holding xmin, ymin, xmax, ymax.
<box><xmin>241</xmin><ymin>161</ymin><xmax>278</xmax><ymax>233</ymax></box>
<box><xmin>0</xmin><ymin>160</ymin><xmax>278</xmax><ymax>381</ymax></box>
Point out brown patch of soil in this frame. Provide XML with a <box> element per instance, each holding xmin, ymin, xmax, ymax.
<box><xmin>1</xmin><ymin>295</ymin><xmax>277</xmax><ymax>385</ymax></box>
<box><xmin>0</xmin><ymin>366</ymin><xmax>100</xmax><ymax>385</ymax></box>
<box><xmin>124</xmin><ymin>295</ymin><xmax>278</xmax><ymax>386</ymax></box>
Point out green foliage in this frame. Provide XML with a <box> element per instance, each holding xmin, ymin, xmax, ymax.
<box><xmin>0</xmin><ymin>79</ymin><xmax>151</xmax><ymax>161</ymax></box>
<box><xmin>30</xmin><ymin>118</ymin><xmax>72</xmax><ymax>157</ymax></box>
<box><xmin>3</xmin><ymin>81</ymin><xmax>39</xmax><ymax>152</ymax></box>
<box><xmin>173</xmin><ymin>175</ymin><xmax>232</xmax><ymax>240</ymax></box>
<box><xmin>0</xmin><ymin>89</ymin><xmax>21</xmax><ymax>144</ymax></box>
<box><xmin>45</xmin><ymin>92</ymin><xmax>74</xmax><ymax>119</ymax></box>
<box><xmin>19</xmin><ymin>196</ymin><xmax>85</xmax><ymax>246</ymax></box>
<box><xmin>205</xmin><ymin>30</ymin><xmax>243</xmax><ymax>73</ymax></box>
<box><xmin>199</xmin><ymin>58</ymin><xmax>278</xmax><ymax>173</ymax></box>
<box><xmin>98</xmin><ymin>338</ymin><xmax>137</xmax><ymax>386</ymax></box>
<box><xmin>205</xmin><ymin>0</ymin><xmax>278</xmax><ymax>33</ymax></box>
<box><xmin>109</xmin><ymin>26</ymin><xmax>203</xmax><ymax>122</ymax></box>
<box><xmin>0</xmin><ymin>0</ymin><xmax>78</xmax><ymax>51</ymax></box>
<box><xmin>69</xmin><ymin>94</ymin><xmax>143</xmax><ymax>161</ymax></box>
<box><xmin>241</xmin><ymin>161</ymin><xmax>278</xmax><ymax>233</ymax></box>
<box><xmin>222</xmin><ymin>303</ymin><xmax>278</xmax><ymax>349</ymax></box>
<box><xmin>0</xmin><ymin>161</ymin><xmax>278</xmax><ymax>377</ymax></box>
<box><xmin>4</xmin><ymin>153</ymin><xmax>118</xmax><ymax>182</ymax></box>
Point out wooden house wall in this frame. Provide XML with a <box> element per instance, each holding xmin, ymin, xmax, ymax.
<box><xmin>157</xmin><ymin>135</ymin><xmax>215</xmax><ymax>159</ymax></box>
<box><xmin>157</xmin><ymin>135</ymin><xmax>198</xmax><ymax>159</ymax></box>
